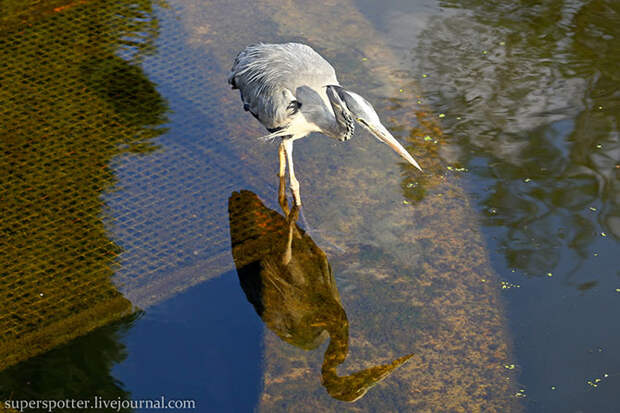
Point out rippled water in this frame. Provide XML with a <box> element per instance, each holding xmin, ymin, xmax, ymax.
<box><xmin>1</xmin><ymin>0</ymin><xmax>618</xmax><ymax>412</ymax></box>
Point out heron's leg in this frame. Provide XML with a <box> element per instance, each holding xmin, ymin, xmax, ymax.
<box><xmin>278</xmin><ymin>141</ymin><xmax>290</xmax><ymax>214</ymax></box>
<box><xmin>283</xmin><ymin>139</ymin><xmax>302</xmax><ymax>206</ymax></box>
<box><xmin>278</xmin><ymin>140</ymin><xmax>287</xmax><ymax>178</ymax></box>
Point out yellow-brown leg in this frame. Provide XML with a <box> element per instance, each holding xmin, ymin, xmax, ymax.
<box><xmin>278</xmin><ymin>141</ymin><xmax>289</xmax><ymax>215</ymax></box>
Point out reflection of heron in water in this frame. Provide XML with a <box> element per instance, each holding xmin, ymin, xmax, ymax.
<box><xmin>228</xmin><ymin>185</ymin><xmax>413</xmax><ymax>402</ymax></box>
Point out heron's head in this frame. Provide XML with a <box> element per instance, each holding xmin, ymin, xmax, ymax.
<box><xmin>326</xmin><ymin>85</ymin><xmax>422</xmax><ymax>171</ymax></box>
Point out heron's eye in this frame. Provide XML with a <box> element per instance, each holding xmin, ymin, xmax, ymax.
<box><xmin>287</xmin><ymin>100</ymin><xmax>301</xmax><ymax>115</ymax></box>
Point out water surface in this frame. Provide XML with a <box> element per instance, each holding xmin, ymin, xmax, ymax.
<box><xmin>1</xmin><ymin>0</ymin><xmax>618</xmax><ymax>412</ymax></box>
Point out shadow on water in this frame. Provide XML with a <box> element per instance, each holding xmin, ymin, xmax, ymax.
<box><xmin>0</xmin><ymin>0</ymin><xmax>167</xmax><ymax>408</ymax></box>
<box><xmin>228</xmin><ymin>190</ymin><xmax>413</xmax><ymax>402</ymax></box>
<box><xmin>0</xmin><ymin>314</ymin><xmax>141</xmax><ymax>413</ymax></box>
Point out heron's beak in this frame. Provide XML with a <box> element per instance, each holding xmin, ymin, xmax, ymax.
<box><xmin>366</xmin><ymin>122</ymin><xmax>423</xmax><ymax>171</ymax></box>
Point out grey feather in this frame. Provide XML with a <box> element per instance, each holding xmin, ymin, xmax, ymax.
<box><xmin>228</xmin><ymin>43</ymin><xmax>338</xmax><ymax>132</ymax></box>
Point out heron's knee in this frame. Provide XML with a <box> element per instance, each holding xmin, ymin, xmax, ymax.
<box><xmin>290</xmin><ymin>177</ymin><xmax>300</xmax><ymax>192</ymax></box>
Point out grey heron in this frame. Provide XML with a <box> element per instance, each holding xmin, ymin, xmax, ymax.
<box><xmin>228</xmin><ymin>42</ymin><xmax>422</xmax><ymax>206</ymax></box>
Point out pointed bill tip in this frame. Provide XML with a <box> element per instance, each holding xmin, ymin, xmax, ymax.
<box><xmin>372</xmin><ymin>125</ymin><xmax>423</xmax><ymax>172</ymax></box>
<box><xmin>403</xmin><ymin>152</ymin><xmax>423</xmax><ymax>172</ymax></box>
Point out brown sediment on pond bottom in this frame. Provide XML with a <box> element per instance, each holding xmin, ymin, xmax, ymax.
<box><xmin>186</xmin><ymin>0</ymin><xmax>520</xmax><ymax>411</ymax></box>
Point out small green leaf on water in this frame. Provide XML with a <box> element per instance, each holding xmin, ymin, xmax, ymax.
<box><xmin>597</xmin><ymin>105</ymin><xmax>603</xmax><ymax>110</ymax></box>
<box><xmin>547</xmin><ymin>272</ymin><xmax>553</xmax><ymax>277</ymax></box>
<box><xmin>596</xmin><ymin>144</ymin><xmax>602</xmax><ymax>148</ymax></box>
<box><xmin>361</xmin><ymin>57</ymin><xmax>368</xmax><ymax>61</ymax></box>
<box><xmin>417</xmin><ymin>100</ymin><xmax>422</xmax><ymax>104</ymax></box>
<box><xmin>594</xmin><ymin>253</ymin><xmax>599</xmax><ymax>256</ymax></box>
<box><xmin>524</xmin><ymin>178</ymin><xmax>531</xmax><ymax>183</ymax></box>
<box><xmin>439</xmin><ymin>113</ymin><xmax>445</xmax><ymax>118</ymax></box>
<box><xmin>424</xmin><ymin>135</ymin><xmax>433</xmax><ymax>141</ymax></box>
<box><xmin>601</xmin><ymin>232</ymin><xmax>607</xmax><ymax>237</ymax></box>
<box><xmin>551</xmin><ymin>386</ymin><xmax>556</xmax><ymax>390</ymax></box>
<box><xmin>589</xmin><ymin>207</ymin><xmax>597</xmax><ymax>211</ymax></box>
<box><xmin>604</xmin><ymin>374</ymin><xmax>609</xmax><ymax>377</ymax></box>
<box><xmin>615</xmin><ymin>288</ymin><xmax>620</xmax><ymax>293</ymax></box>
<box><xmin>422</xmin><ymin>74</ymin><xmax>428</xmax><ymax>78</ymax></box>
<box><xmin>482</xmin><ymin>50</ymin><xmax>488</xmax><ymax>54</ymax></box>
<box><xmin>447</xmin><ymin>166</ymin><xmax>453</xmax><ymax>170</ymax></box>
<box><xmin>500</xmin><ymin>41</ymin><xmax>505</xmax><ymax>46</ymax></box>
<box><xmin>456</xmin><ymin>116</ymin><xmax>462</xmax><ymax>120</ymax></box>
<box><xmin>399</xmin><ymin>88</ymin><xmax>404</xmax><ymax>93</ymax></box>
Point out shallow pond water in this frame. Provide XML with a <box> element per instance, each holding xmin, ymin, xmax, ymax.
<box><xmin>1</xmin><ymin>0</ymin><xmax>618</xmax><ymax>412</ymax></box>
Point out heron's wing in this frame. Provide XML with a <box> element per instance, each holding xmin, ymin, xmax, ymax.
<box><xmin>229</xmin><ymin>43</ymin><xmax>337</xmax><ymax>131</ymax></box>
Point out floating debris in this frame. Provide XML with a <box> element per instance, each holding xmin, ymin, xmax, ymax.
<box><xmin>422</xmin><ymin>74</ymin><xmax>428</xmax><ymax>78</ymax></box>
<box><xmin>403</xmin><ymin>200</ymin><xmax>410</xmax><ymax>205</ymax></box>
<box><xmin>361</xmin><ymin>57</ymin><xmax>368</xmax><ymax>61</ymax></box>
<box><xmin>399</xmin><ymin>88</ymin><xmax>404</xmax><ymax>93</ymax></box>
<box><xmin>547</xmin><ymin>272</ymin><xmax>553</xmax><ymax>277</ymax></box>
<box><xmin>514</xmin><ymin>389</ymin><xmax>526</xmax><ymax>398</ymax></box>
<box><xmin>589</xmin><ymin>207</ymin><xmax>597</xmax><ymax>211</ymax></box>
<box><xmin>424</xmin><ymin>135</ymin><xmax>433</xmax><ymax>141</ymax></box>
<box><xmin>501</xmin><ymin>281</ymin><xmax>520</xmax><ymax>290</ymax></box>
<box><xmin>524</xmin><ymin>178</ymin><xmax>532</xmax><ymax>183</ymax></box>
<box><xmin>482</xmin><ymin>50</ymin><xmax>488</xmax><ymax>55</ymax></box>
<box><xmin>499</xmin><ymin>41</ymin><xmax>506</xmax><ymax>46</ymax></box>
<box><xmin>551</xmin><ymin>386</ymin><xmax>556</xmax><ymax>390</ymax></box>
<box><xmin>615</xmin><ymin>288</ymin><xmax>620</xmax><ymax>293</ymax></box>
<box><xmin>504</xmin><ymin>364</ymin><xmax>515</xmax><ymax>370</ymax></box>
<box><xmin>438</xmin><ymin>113</ymin><xmax>445</xmax><ymax>118</ymax></box>
<box><xmin>601</xmin><ymin>232</ymin><xmax>607</xmax><ymax>237</ymax></box>
<box><xmin>596</xmin><ymin>144</ymin><xmax>602</xmax><ymax>148</ymax></box>
<box><xmin>456</xmin><ymin>116</ymin><xmax>462</xmax><ymax>120</ymax></box>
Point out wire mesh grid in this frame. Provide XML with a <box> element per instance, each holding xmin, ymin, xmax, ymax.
<box><xmin>0</xmin><ymin>0</ymin><xmax>270</xmax><ymax>370</ymax></box>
